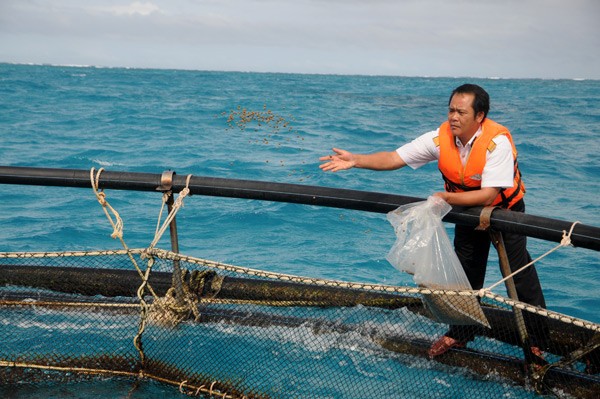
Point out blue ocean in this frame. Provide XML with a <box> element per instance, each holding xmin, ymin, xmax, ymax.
<box><xmin>0</xmin><ymin>63</ymin><xmax>598</xmax><ymax>398</ymax></box>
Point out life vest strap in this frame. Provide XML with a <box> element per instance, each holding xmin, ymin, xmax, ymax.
<box><xmin>496</xmin><ymin>173</ymin><xmax>523</xmax><ymax>209</ymax></box>
<box><xmin>442</xmin><ymin>173</ymin><xmax>479</xmax><ymax>192</ymax></box>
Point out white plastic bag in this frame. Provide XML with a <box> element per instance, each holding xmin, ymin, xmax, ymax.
<box><xmin>386</xmin><ymin>196</ymin><xmax>489</xmax><ymax>327</ymax></box>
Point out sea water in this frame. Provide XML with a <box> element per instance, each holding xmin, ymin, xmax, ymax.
<box><xmin>0</xmin><ymin>63</ymin><xmax>598</xmax><ymax>397</ymax></box>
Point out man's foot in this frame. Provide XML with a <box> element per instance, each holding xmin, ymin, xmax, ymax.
<box><xmin>428</xmin><ymin>335</ymin><xmax>466</xmax><ymax>359</ymax></box>
<box><xmin>585</xmin><ymin>358</ymin><xmax>598</xmax><ymax>375</ymax></box>
<box><xmin>528</xmin><ymin>346</ymin><xmax>548</xmax><ymax>373</ymax></box>
<box><xmin>530</xmin><ymin>346</ymin><xmax>544</xmax><ymax>360</ymax></box>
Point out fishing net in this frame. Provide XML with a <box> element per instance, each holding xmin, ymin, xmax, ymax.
<box><xmin>0</xmin><ymin>248</ymin><xmax>598</xmax><ymax>398</ymax></box>
<box><xmin>0</xmin><ymin>171</ymin><xmax>598</xmax><ymax>398</ymax></box>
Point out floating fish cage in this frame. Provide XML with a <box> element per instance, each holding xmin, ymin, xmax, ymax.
<box><xmin>0</xmin><ymin>166</ymin><xmax>598</xmax><ymax>398</ymax></box>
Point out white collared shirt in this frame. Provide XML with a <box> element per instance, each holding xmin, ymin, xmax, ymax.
<box><xmin>396</xmin><ymin>127</ymin><xmax>515</xmax><ymax>188</ymax></box>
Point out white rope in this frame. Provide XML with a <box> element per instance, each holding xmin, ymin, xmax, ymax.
<box><xmin>89</xmin><ymin>167</ymin><xmax>162</xmax><ymax>366</ymax></box>
<box><xmin>90</xmin><ymin>168</ymin><xmax>123</xmax><ymax>239</ymax></box>
<box><xmin>481</xmin><ymin>221</ymin><xmax>581</xmax><ymax>294</ymax></box>
<box><xmin>155</xmin><ymin>191</ymin><xmax>171</xmax><ymax>239</ymax></box>
<box><xmin>2</xmin><ymin>246</ymin><xmax>598</xmax><ymax>332</ymax></box>
<box><xmin>89</xmin><ymin>168</ymin><xmax>158</xmax><ymax>297</ymax></box>
<box><xmin>133</xmin><ymin>174</ymin><xmax>192</xmax><ymax>360</ymax></box>
<box><xmin>146</xmin><ymin>174</ymin><xmax>193</xmax><ymax>252</ymax></box>
<box><xmin>150</xmin><ymin>248</ymin><xmax>600</xmax><ymax>332</ymax></box>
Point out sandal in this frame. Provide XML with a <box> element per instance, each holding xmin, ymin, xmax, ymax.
<box><xmin>428</xmin><ymin>335</ymin><xmax>467</xmax><ymax>359</ymax></box>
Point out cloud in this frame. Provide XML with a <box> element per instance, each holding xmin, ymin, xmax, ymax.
<box><xmin>104</xmin><ymin>1</ymin><xmax>162</xmax><ymax>16</ymax></box>
<box><xmin>0</xmin><ymin>0</ymin><xmax>598</xmax><ymax>78</ymax></box>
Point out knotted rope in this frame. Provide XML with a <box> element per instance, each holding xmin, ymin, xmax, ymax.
<box><xmin>90</xmin><ymin>167</ymin><xmax>165</xmax><ymax>369</ymax></box>
<box><xmin>142</xmin><ymin>174</ymin><xmax>202</xmax><ymax>323</ymax></box>
<box><xmin>90</xmin><ymin>168</ymin><xmax>123</xmax><ymax>240</ymax></box>
<box><xmin>89</xmin><ymin>167</ymin><xmax>159</xmax><ymax>297</ymax></box>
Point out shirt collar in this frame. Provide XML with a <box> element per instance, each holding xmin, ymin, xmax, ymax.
<box><xmin>455</xmin><ymin>126</ymin><xmax>483</xmax><ymax>148</ymax></box>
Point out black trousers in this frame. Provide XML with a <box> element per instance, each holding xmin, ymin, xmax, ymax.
<box><xmin>445</xmin><ymin>200</ymin><xmax>549</xmax><ymax>347</ymax></box>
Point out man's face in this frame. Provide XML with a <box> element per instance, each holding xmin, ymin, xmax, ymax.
<box><xmin>447</xmin><ymin>93</ymin><xmax>484</xmax><ymax>142</ymax></box>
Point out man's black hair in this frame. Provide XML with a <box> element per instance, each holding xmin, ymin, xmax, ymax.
<box><xmin>450</xmin><ymin>84</ymin><xmax>490</xmax><ymax>120</ymax></box>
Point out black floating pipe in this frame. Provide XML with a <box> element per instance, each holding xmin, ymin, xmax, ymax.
<box><xmin>1</xmin><ymin>166</ymin><xmax>599</xmax><ymax>251</ymax></box>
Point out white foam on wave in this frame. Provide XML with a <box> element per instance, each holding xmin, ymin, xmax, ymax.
<box><xmin>1</xmin><ymin>317</ymin><xmax>95</xmax><ymax>331</ymax></box>
<box><xmin>92</xmin><ymin>159</ymin><xmax>126</xmax><ymax>167</ymax></box>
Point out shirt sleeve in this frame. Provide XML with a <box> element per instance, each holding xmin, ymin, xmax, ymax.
<box><xmin>481</xmin><ymin>135</ymin><xmax>515</xmax><ymax>188</ymax></box>
<box><xmin>396</xmin><ymin>130</ymin><xmax>440</xmax><ymax>169</ymax></box>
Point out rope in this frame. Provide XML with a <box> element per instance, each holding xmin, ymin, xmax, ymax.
<box><xmin>0</xmin><ymin>248</ymin><xmax>131</xmax><ymax>258</ymax></box>
<box><xmin>131</xmin><ymin>172</ymin><xmax>192</xmax><ymax>364</ymax></box>
<box><xmin>150</xmin><ymin>248</ymin><xmax>600</xmax><ymax>332</ymax></box>
<box><xmin>0</xmin><ymin>299</ymin><xmax>139</xmax><ymax>309</ymax></box>
<box><xmin>481</xmin><ymin>221</ymin><xmax>580</xmax><ymax>294</ymax></box>
<box><xmin>132</xmin><ymin>255</ymin><xmax>157</xmax><ymax>368</ymax></box>
<box><xmin>0</xmin><ymin>361</ymin><xmax>244</xmax><ymax>399</ymax></box>
<box><xmin>90</xmin><ymin>168</ymin><xmax>123</xmax><ymax>240</ymax></box>
<box><xmin>89</xmin><ymin>168</ymin><xmax>159</xmax><ymax>298</ymax></box>
<box><xmin>146</xmin><ymin>174</ymin><xmax>193</xmax><ymax>252</ymax></box>
<box><xmin>148</xmin><ymin>287</ymin><xmax>194</xmax><ymax>327</ymax></box>
<box><xmin>149</xmin><ymin>248</ymin><xmax>477</xmax><ymax>296</ymax></box>
<box><xmin>90</xmin><ymin>167</ymin><xmax>165</xmax><ymax>372</ymax></box>
<box><xmin>143</xmin><ymin>175</ymin><xmax>203</xmax><ymax>327</ymax></box>
<box><xmin>2</xmin><ymin>245</ymin><xmax>597</xmax><ymax>332</ymax></box>
<box><xmin>156</xmin><ymin>191</ymin><xmax>171</xmax><ymax>239</ymax></box>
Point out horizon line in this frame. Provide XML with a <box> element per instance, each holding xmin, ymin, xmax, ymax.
<box><xmin>1</xmin><ymin>61</ymin><xmax>596</xmax><ymax>82</ymax></box>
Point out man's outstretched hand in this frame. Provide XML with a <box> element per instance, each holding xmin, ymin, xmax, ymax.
<box><xmin>319</xmin><ymin>148</ymin><xmax>356</xmax><ymax>172</ymax></box>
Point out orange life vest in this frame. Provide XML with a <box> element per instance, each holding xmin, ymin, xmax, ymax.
<box><xmin>436</xmin><ymin>118</ymin><xmax>525</xmax><ymax>209</ymax></box>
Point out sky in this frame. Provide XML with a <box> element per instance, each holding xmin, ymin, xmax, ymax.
<box><xmin>1</xmin><ymin>0</ymin><xmax>599</xmax><ymax>79</ymax></box>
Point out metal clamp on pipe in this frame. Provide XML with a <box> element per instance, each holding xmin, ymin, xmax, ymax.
<box><xmin>157</xmin><ymin>170</ymin><xmax>175</xmax><ymax>192</ymax></box>
<box><xmin>475</xmin><ymin>206</ymin><xmax>498</xmax><ymax>231</ymax></box>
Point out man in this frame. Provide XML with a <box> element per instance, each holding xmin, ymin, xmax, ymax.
<box><xmin>319</xmin><ymin>84</ymin><xmax>547</xmax><ymax>359</ymax></box>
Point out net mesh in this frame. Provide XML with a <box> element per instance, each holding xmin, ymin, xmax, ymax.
<box><xmin>1</xmin><ymin>248</ymin><xmax>598</xmax><ymax>398</ymax></box>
